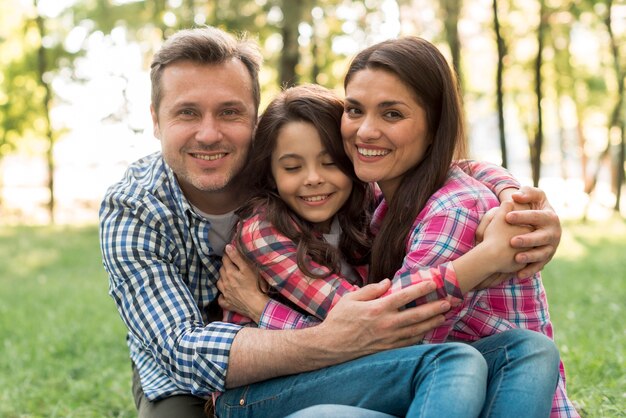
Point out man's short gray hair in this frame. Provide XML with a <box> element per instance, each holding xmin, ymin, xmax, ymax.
<box><xmin>150</xmin><ymin>26</ymin><xmax>263</xmax><ymax>114</ymax></box>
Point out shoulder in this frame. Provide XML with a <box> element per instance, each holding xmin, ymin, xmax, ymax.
<box><xmin>100</xmin><ymin>152</ymin><xmax>185</xmax><ymax>238</ymax></box>
<box><xmin>421</xmin><ymin>165</ymin><xmax>499</xmax><ymax>216</ymax></box>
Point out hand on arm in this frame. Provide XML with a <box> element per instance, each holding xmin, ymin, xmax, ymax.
<box><xmin>505</xmin><ymin>186</ymin><xmax>562</xmax><ymax>278</ymax></box>
<box><xmin>225</xmin><ymin>279</ymin><xmax>449</xmax><ymax>388</ymax></box>
<box><xmin>454</xmin><ymin>202</ymin><xmax>528</xmax><ymax>292</ymax></box>
<box><xmin>217</xmin><ymin>245</ymin><xmax>269</xmax><ymax>324</ymax></box>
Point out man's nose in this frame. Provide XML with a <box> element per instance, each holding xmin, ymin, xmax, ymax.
<box><xmin>195</xmin><ymin>116</ymin><xmax>222</xmax><ymax>143</ymax></box>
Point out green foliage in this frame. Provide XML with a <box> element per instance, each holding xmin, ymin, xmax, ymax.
<box><xmin>0</xmin><ymin>221</ymin><xmax>624</xmax><ymax>416</ymax></box>
<box><xmin>542</xmin><ymin>218</ymin><xmax>626</xmax><ymax>417</ymax></box>
<box><xmin>0</xmin><ymin>226</ymin><xmax>133</xmax><ymax>417</ymax></box>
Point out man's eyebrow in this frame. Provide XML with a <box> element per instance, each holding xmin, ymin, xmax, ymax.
<box><xmin>219</xmin><ymin>100</ymin><xmax>248</xmax><ymax>107</ymax></box>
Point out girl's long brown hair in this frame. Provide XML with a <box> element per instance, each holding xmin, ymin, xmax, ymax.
<box><xmin>343</xmin><ymin>37</ymin><xmax>468</xmax><ymax>283</ymax></box>
<box><xmin>236</xmin><ymin>84</ymin><xmax>374</xmax><ymax>280</ymax></box>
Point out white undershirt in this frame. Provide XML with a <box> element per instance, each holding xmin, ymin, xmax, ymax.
<box><xmin>323</xmin><ymin>219</ymin><xmax>361</xmax><ymax>284</ymax></box>
<box><xmin>192</xmin><ymin>206</ymin><xmax>237</xmax><ymax>256</ymax></box>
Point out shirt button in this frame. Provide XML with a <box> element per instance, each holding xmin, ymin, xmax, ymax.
<box><xmin>239</xmin><ymin>398</ymin><xmax>245</xmax><ymax>406</ymax></box>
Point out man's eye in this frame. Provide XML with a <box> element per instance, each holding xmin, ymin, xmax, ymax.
<box><xmin>222</xmin><ymin>109</ymin><xmax>238</xmax><ymax>117</ymax></box>
<box><xmin>344</xmin><ymin>107</ymin><xmax>361</xmax><ymax>116</ymax></box>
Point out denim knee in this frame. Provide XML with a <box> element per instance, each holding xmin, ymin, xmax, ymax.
<box><xmin>285</xmin><ymin>405</ymin><xmax>396</xmax><ymax>418</ymax></box>
<box><xmin>441</xmin><ymin>342</ymin><xmax>489</xmax><ymax>376</ymax></box>
<box><xmin>513</xmin><ymin>329</ymin><xmax>560</xmax><ymax>373</ymax></box>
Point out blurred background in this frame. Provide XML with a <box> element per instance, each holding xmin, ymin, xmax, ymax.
<box><xmin>1</xmin><ymin>0</ymin><xmax>625</xmax><ymax>225</ymax></box>
<box><xmin>1</xmin><ymin>1</ymin><xmax>625</xmax><ymax>417</ymax></box>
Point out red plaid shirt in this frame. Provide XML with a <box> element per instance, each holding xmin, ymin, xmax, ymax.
<box><xmin>223</xmin><ymin>162</ymin><xmax>578</xmax><ymax>417</ymax></box>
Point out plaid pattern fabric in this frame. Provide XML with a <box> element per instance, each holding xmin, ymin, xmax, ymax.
<box><xmin>233</xmin><ymin>162</ymin><xmax>577</xmax><ymax>417</ymax></box>
<box><xmin>99</xmin><ymin>152</ymin><xmax>241</xmax><ymax>400</ymax></box>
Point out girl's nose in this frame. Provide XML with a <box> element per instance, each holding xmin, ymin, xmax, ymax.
<box><xmin>304</xmin><ymin>168</ymin><xmax>324</xmax><ymax>186</ymax></box>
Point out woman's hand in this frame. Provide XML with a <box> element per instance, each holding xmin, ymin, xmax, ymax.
<box><xmin>217</xmin><ymin>245</ymin><xmax>269</xmax><ymax>323</ymax></box>
<box><xmin>502</xmin><ymin>186</ymin><xmax>562</xmax><ymax>278</ymax></box>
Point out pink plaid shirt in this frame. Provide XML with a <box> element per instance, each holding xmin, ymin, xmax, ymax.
<box><xmin>223</xmin><ymin>162</ymin><xmax>578</xmax><ymax>417</ymax></box>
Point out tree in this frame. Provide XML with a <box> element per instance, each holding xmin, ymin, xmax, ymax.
<box><xmin>492</xmin><ymin>0</ymin><xmax>508</xmax><ymax>168</ymax></box>
<box><xmin>530</xmin><ymin>0</ymin><xmax>548</xmax><ymax>187</ymax></box>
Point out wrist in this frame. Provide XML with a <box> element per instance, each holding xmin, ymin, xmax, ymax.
<box><xmin>453</xmin><ymin>243</ymin><xmax>498</xmax><ymax>293</ymax></box>
<box><xmin>250</xmin><ymin>295</ymin><xmax>271</xmax><ymax>323</ymax></box>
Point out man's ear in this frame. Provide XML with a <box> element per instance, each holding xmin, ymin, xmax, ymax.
<box><xmin>150</xmin><ymin>104</ymin><xmax>160</xmax><ymax>139</ymax></box>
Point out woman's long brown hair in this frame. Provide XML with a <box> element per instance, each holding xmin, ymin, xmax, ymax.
<box><xmin>236</xmin><ymin>84</ymin><xmax>374</xmax><ymax>280</ymax></box>
<box><xmin>343</xmin><ymin>37</ymin><xmax>468</xmax><ymax>283</ymax></box>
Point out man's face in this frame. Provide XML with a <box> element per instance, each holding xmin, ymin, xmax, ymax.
<box><xmin>151</xmin><ymin>59</ymin><xmax>256</xmax><ymax>211</ymax></box>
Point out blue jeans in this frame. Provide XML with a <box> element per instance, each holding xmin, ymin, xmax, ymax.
<box><xmin>470</xmin><ymin>329</ymin><xmax>560</xmax><ymax>418</ymax></box>
<box><xmin>285</xmin><ymin>405</ymin><xmax>396</xmax><ymax>418</ymax></box>
<box><xmin>215</xmin><ymin>343</ymin><xmax>488</xmax><ymax>418</ymax></box>
<box><xmin>286</xmin><ymin>329</ymin><xmax>561</xmax><ymax>418</ymax></box>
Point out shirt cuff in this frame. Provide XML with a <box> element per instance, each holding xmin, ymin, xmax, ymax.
<box><xmin>258</xmin><ymin>299</ymin><xmax>307</xmax><ymax>330</ymax></box>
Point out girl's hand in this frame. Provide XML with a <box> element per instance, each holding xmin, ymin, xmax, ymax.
<box><xmin>480</xmin><ymin>201</ymin><xmax>529</xmax><ymax>274</ymax></box>
<box><xmin>217</xmin><ymin>245</ymin><xmax>269</xmax><ymax>323</ymax></box>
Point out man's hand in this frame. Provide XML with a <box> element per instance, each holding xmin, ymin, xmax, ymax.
<box><xmin>319</xmin><ymin>280</ymin><xmax>450</xmax><ymax>354</ymax></box>
<box><xmin>217</xmin><ymin>245</ymin><xmax>269</xmax><ymax>323</ymax></box>
<box><xmin>506</xmin><ymin>186</ymin><xmax>562</xmax><ymax>278</ymax></box>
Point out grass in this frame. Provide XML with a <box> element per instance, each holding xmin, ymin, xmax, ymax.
<box><xmin>0</xmin><ymin>220</ymin><xmax>624</xmax><ymax>417</ymax></box>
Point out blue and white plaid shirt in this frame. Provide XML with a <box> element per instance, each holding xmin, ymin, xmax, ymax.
<box><xmin>99</xmin><ymin>151</ymin><xmax>241</xmax><ymax>400</ymax></box>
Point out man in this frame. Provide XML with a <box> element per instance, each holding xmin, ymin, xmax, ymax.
<box><xmin>100</xmin><ymin>26</ymin><xmax>562</xmax><ymax>417</ymax></box>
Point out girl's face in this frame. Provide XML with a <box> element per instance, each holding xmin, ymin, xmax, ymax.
<box><xmin>271</xmin><ymin>121</ymin><xmax>353</xmax><ymax>232</ymax></box>
<box><xmin>341</xmin><ymin>68</ymin><xmax>431</xmax><ymax>200</ymax></box>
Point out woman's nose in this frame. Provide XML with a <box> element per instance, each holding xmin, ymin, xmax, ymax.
<box><xmin>356</xmin><ymin>116</ymin><xmax>381</xmax><ymax>141</ymax></box>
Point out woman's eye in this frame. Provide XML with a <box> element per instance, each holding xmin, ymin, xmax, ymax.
<box><xmin>384</xmin><ymin>110</ymin><xmax>402</xmax><ymax>119</ymax></box>
<box><xmin>284</xmin><ymin>166</ymin><xmax>300</xmax><ymax>172</ymax></box>
<box><xmin>344</xmin><ymin>107</ymin><xmax>361</xmax><ymax>116</ymax></box>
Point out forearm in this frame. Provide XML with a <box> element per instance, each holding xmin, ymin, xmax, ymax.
<box><xmin>450</xmin><ymin>244</ymin><xmax>498</xmax><ymax>293</ymax></box>
<box><xmin>459</xmin><ymin>160</ymin><xmax>520</xmax><ymax>196</ymax></box>
<box><xmin>225</xmin><ymin>321</ymin><xmax>353</xmax><ymax>388</ymax></box>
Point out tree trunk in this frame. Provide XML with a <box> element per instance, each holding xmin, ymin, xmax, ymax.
<box><xmin>35</xmin><ymin>6</ymin><xmax>55</xmax><ymax>224</ymax></box>
<box><xmin>605</xmin><ymin>0</ymin><xmax>625</xmax><ymax>212</ymax></box>
<box><xmin>441</xmin><ymin>0</ymin><xmax>463</xmax><ymax>91</ymax></box>
<box><xmin>492</xmin><ymin>0</ymin><xmax>507</xmax><ymax>168</ymax></box>
<box><xmin>530</xmin><ymin>1</ymin><xmax>546</xmax><ymax>187</ymax></box>
<box><xmin>585</xmin><ymin>0</ymin><xmax>624</xmax><ymax>213</ymax></box>
<box><xmin>279</xmin><ymin>0</ymin><xmax>305</xmax><ymax>87</ymax></box>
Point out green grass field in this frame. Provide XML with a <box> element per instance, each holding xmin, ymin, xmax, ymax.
<box><xmin>0</xmin><ymin>220</ymin><xmax>624</xmax><ymax>417</ymax></box>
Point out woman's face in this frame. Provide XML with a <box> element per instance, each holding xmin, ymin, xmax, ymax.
<box><xmin>341</xmin><ymin>68</ymin><xmax>431</xmax><ymax>199</ymax></box>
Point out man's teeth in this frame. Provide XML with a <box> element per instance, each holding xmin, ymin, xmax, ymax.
<box><xmin>301</xmin><ymin>195</ymin><xmax>329</xmax><ymax>202</ymax></box>
<box><xmin>358</xmin><ymin>147</ymin><xmax>389</xmax><ymax>157</ymax></box>
<box><xmin>194</xmin><ymin>153</ymin><xmax>226</xmax><ymax>161</ymax></box>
